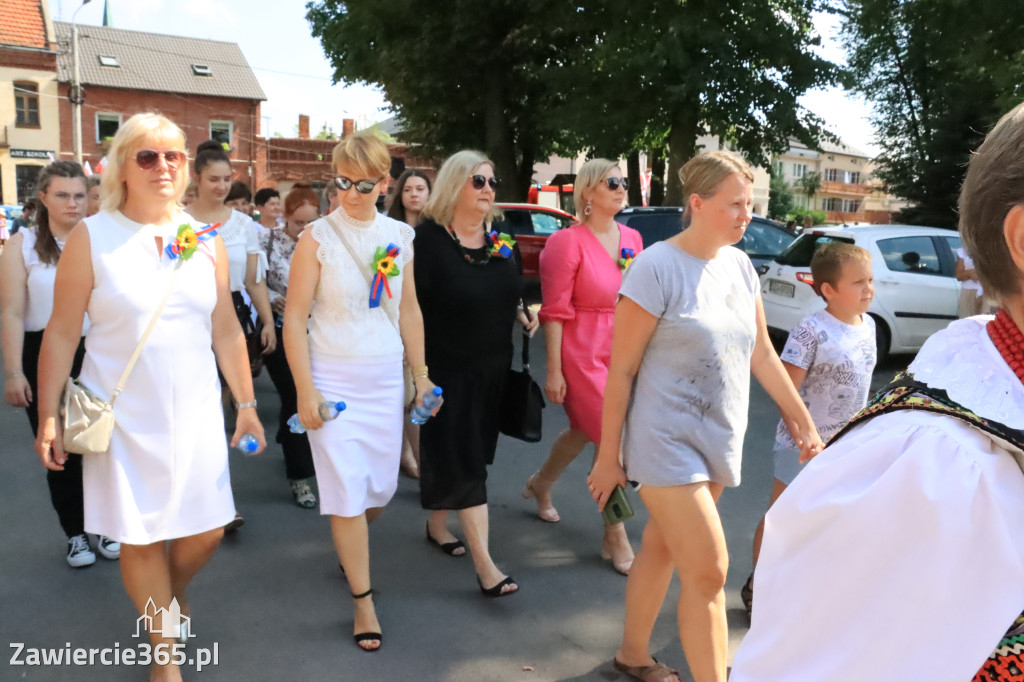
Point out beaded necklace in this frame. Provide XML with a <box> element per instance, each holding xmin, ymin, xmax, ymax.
<box><xmin>445</xmin><ymin>224</ymin><xmax>493</xmax><ymax>265</ymax></box>
<box><xmin>987</xmin><ymin>309</ymin><xmax>1024</xmax><ymax>384</ymax></box>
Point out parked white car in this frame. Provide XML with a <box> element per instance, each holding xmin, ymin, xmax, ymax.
<box><xmin>760</xmin><ymin>225</ymin><xmax>963</xmax><ymax>360</ymax></box>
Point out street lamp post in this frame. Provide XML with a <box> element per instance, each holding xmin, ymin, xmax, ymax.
<box><xmin>71</xmin><ymin>0</ymin><xmax>92</xmax><ymax>165</ymax></box>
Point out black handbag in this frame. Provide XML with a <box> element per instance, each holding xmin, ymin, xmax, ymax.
<box><xmin>500</xmin><ymin>310</ymin><xmax>545</xmax><ymax>442</ymax></box>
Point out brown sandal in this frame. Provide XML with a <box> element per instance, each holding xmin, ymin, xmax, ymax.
<box><xmin>612</xmin><ymin>657</ymin><xmax>680</xmax><ymax>682</ymax></box>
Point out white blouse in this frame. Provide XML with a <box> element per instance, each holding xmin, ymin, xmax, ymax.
<box><xmin>210</xmin><ymin>210</ymin><xmax>260</xmax><ymax>293</ymax></box>
<box><xmin>731</xmin><ymin>317</ymin><xmax>1024</xmax><ymax>682</ymax></box>
<box><xmin>20</xmin><ymin>227</ymin><xmax>89</xmax><ymax>334</ymax></box>
<box><xmin>306</xmin><ymin>208</ymin><xmax>414</xmax><ymax>362</ymax></box>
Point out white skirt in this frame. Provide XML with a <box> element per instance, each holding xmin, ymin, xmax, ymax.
<box><xmin>307</xmin><ymin>355</ymin><xmax>403</xmax><ymax>517</ymax></box>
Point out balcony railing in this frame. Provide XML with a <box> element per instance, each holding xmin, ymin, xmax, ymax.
<box><xmin>820</xmin><ymin>181</ymin><xmax>871</xmax><ymax>196</ymax></box>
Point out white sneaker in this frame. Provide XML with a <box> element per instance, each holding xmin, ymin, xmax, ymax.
<box><xmin>290</xmin><ymin>479</ymin><xmax>317</xmax><ymax>509</ymax></box>
<box><xmin>67</xmin><ymin>534</ymin><xmax>96</xmax><ymax>568</ymax></box>
<box><xmin>96</xmin><ymin>535</ymin><xmax>120</xmax><ymax>560</ymax></box>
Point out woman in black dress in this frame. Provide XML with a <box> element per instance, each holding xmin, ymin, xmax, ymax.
<box><xmin>415</xmin><ymin>150</ymin><xmax>538</xmax><ymax>596</ymax></box>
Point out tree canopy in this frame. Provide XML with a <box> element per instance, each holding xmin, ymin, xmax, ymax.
<box><xmin>840</xmin><ymin>0</ymin><xmax>1024</xmax><ymax>227</ymax></box>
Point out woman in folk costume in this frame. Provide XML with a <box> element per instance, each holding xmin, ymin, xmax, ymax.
<box><xmin>730</xmin><ymin>101</ymin><xmax>1024</xmax><ymax>682</ymax></box>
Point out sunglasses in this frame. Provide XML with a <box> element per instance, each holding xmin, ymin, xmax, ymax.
<box><xmin>334</xmin><ymin>176</ymin><xmax>383</xmax><ymax>194</ymax></box>
<box><xmin>471</xmin><ymin>175</ymin><xmax>500</xmax><ymax>191</ymax></box>
<box><xmin>135</xmin><ymin>150</ymin><xmax>185</xmax><ymax>170</ymax></box>
<box><xmin>606</xmin><ymin>177</ymin><xmax>629</xmax><ymax>191</ymax></box>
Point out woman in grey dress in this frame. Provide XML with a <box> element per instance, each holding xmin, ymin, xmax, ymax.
<box><xmin>588</xmin><ymin>151</ymin><xmax>823</xmax><ymax>682</ymax></box>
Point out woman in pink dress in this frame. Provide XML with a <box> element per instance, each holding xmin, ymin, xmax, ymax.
<box><xmin>522</xmin><ymin>158</ymin><xmax>643</xmax><ymax>574</ymax></box>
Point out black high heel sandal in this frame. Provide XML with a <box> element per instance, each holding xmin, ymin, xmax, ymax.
<box><xmin>351</xmin><ymin>588</ymin><xmax>382</xmax><ymax>652</ymax></box>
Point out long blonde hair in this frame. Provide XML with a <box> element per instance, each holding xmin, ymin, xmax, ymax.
<box><xmin>679</xmin><ymin>150</ymin><xmax>755</xmax><ymax>228</ymax></box>
<box><xmin>100</xmin><ymin>113</ymin><xmax>187</xmax><ymax>213</ymax></box>
<box><xmin>421</xmin><ymin>150</ymin><xmax>502</xmax><ymax>226</ymax></box>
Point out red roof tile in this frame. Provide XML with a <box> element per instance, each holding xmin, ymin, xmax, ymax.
<box><xmin>0</xmin><ymin>0</ymin><xmax>50</xmax><ymax>49</ymax></box>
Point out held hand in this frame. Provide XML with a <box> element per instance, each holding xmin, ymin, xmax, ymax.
<box><xmin>271</xmin><ymin>296</ymin><xmax>287</xmax><ymax>317</ymax></box>
<box><xmin>230</xmin><ymin>408</ymin><xmax>266</xmax><ymax>454</ymax></box>
<box><xmin>787</xmin><ymin>418</ymin><xmax>825</xmax><ymax>464</ymax></box>
<box><xmin>587</xmin><ymin>455</ymin><xmax>628</xmax><ymax>511</ymax></box>
<box><xmin>413</xmin><ymin>375</ymin><xmax>441</xmax><ymax>415</ymax></box>
<box><xmin>260</xmin><ymin>325</ymin><xmax>277</xmax><ymax>354</ymax></box>
<box><xmin>4</xmin><ymin>375</ymin><xmax>32</xmax><ymax>408</ymax></box>
<box><xmin>544</xmin><ymin>370</ymin><xmax>567</xmax><ymax>404</ymax></box>
<box><xmin>297</xmin><ymin>389</ymin><xmax>326</xmax><ymax>431</ymax></box>
<box><xmin>518</xmin><ymin>309</ymin><xmax>540</xmax><ymax>337</ymax></box>
<box><xmin>35</xmin><ymin>417</ymin><xmax>67</xmax><ymax>471</ymax></box>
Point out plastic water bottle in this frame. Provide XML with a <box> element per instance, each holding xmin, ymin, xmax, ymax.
<box><xmin>410</xmin><ymin>387</ymin><xmax>444</xmax><ymax>425</ymax></box>
<box><xmin>288</xmin><ymin>400</ymin><xmax>347</xmax><ymax>434</ymax></box>
<box><xmin>236</xmin><ymin>434</ymin><xmax>259</xmax><ymax>455</ymax></box>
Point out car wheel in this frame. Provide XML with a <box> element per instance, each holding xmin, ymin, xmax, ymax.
<box><xmin>870</xmin><ymin>313</ymin><xmax>890</xmax><ymax>364</ymax></box>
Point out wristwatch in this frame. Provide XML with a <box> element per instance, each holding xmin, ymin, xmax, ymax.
<box><xmin>235</xmin><ymin>400</ymin><xmax>258</xmax><ymax>410</ymax></box>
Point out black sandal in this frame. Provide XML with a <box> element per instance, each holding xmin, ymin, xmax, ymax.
<box><xmin>351</xmin><ymin>588</ymin><xmax>381</xmax><ymax>652</ymax></box>
<box><xmin>477</xmin><ymin>575</ymin><xmax>518</xmax><ymax>598</ymax></box>
<box><xmin>741</xmin><ymin>573</ymin><xmax>754</xmax><ymax>620</ymax></box>
<box><xmin>425</xmin><ymin>521</ymin><xmax>466</xmax><ymax>556</ymax></box>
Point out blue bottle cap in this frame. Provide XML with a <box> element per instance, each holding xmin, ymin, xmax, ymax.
<box><xmin>432</xmin><ymin>387</ymin><xmax>443</xmax><ymax>396</ymax></box>
<box><xmin>243</xmin><ymin>439</ymin><xmax>258</xmax><ymax>453</ymax></box>
<box><xmin>335</xmin><ymin>401</ymin><xmax>347</xmax><ymax>411</ymax></box>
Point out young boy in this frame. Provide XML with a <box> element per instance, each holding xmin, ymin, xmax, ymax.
<box><xmin>742</xmin><ymin>241</ymin><xmax>877</xmax><ymax>617</ymax></box>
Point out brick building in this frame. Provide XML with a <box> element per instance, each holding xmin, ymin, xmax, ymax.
<box><xmin>53</xmin><ymin>22</ymin><xmax>265</xmax><ymax>183</ymax></box>
<box><xmin>0</xmin><ymin>0</ymin><xmax>60</xmax><ymax>205</ymax></box>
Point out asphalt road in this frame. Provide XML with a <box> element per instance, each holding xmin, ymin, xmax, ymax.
<box><xmin>0</xmin><ymin>331</ymin><xmax>909</xmax><ymax>681</ymax></box>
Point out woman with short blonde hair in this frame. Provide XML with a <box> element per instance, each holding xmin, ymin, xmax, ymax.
<box><xmin>589</xmin><ymin>150</ymin><xmax>821</xmax><ymax>681</ymax></box>
<box><xmin>415</xmin><ymin>150</ymin><xmax>538</xmax><ymax>598</ymax></box>
<box><xmin>34</xmin><ymin>112</ymin><xmax>264</xmax><ymax>682</ymax></box>
<box><xmin>284</xmin><ymin>130</ymin><xmax>433</xmax><ymax>651</ymax></box>
<box><xmin>524</xmin><ymin>158</ymin><xmax>643</xmax><ymax>576</ymax></box>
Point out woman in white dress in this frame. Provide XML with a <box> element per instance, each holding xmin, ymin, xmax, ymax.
<box><xmin>283</xmin><ymin>131</ymin><xmax>435</xmax><ymax>652</ymax></box>
<box><xmin>34</xmin><ymin>113</ymin><xmax>265</xmax><ymax>682</ymax></box>
<box><xmin>186</xmin><ymin>140</ymin><xmax>275</xmax><ymax>531</ymax></box>
<box><xmin>730</xmin><ymin>101</ymin><xmax>1024</xmax><ymax>682</ymax></box>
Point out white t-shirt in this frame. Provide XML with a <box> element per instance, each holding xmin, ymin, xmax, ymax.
<box><xmin>775</xmin><ymin>309</ymin><xmax>877</xmax><ymax>448</ymax></box>
<box><xmin>957</xmin><ymin>247</ymin><xmax>982</xmax><ymax>295</ymax></box>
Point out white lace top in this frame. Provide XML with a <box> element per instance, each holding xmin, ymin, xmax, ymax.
<box><xmin>307</xmin><ymin>208</ymin><xmax>415</xmax><ymax>362</ymax></box>
<box><xmin>908</xmin><ymin>315</ymin><xmax>1024</xmax><ymax>431</ymax></box>
<box><xmin>209</xmin><ymin>209</ymin><xmax>260</xmax><ymax>292</ymax></box>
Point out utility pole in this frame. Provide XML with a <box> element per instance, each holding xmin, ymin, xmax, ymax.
<box><xmin>71</xmin><ymin>0</ymin><xmax>92</xmax><ymax>165</ymax></box>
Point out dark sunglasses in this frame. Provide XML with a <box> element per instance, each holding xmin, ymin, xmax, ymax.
<box><xmin>334</xmin><ymin>176</ymin><xmax>383</xmax><ymax>194</ymax></box>
<box><xmin>606</xmin><ymin>177</ymin><xmax>629</xmax><ymax>191</ymax></box>
<box><xmin>471</xmin><ymin>175</ymin><xmax>500</xmax><ymax>191</ymax></box>
<box><xmin>135</xmin><ymin>150</ymin><xmax>185</xmax><ymax>170</ymax></box>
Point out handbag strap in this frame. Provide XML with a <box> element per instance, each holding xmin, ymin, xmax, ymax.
<box><xmin>520</xmin><ymin>306</ymin><xmax>532</xmax><ymax>370</ymax></box>
<box><xmin>324</xmin><ymin>213</ymin><xmax>402</xmax><ymax>336</ymax></box>
<box><xmin>110</xmin><ymin>259</ymin><xmax>184</xmax><ymax>403</ymax></box>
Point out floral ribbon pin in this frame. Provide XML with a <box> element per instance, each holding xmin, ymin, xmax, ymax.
<box><xmin>369</xmin><ymin>243</ymin><xmax>401</xmax><ymax>308</ymax></box>
<box><xmin>617</xmin><ymin>247</ymin><xmax>635</xmax><ymax>271</ymax></box>
<box><xmin>488</xmin><ymin>231</ymin><xmax>516</xmax><ymax>259</ymax></box>
<box><xmin>165</xmin><ymin>222</ymin><xmax>220</xmax><ymax>262</ymax></box>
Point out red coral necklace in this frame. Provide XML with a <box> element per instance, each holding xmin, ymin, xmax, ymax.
<box><xmin>987</xmin><ymin>309</ymin><xmax>1024</xmax><ymax>384</ymax></box>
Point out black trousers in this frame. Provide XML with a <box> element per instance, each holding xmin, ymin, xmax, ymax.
<box><xmin>22</xmin><ymin>330</ymin><xmax>87</xmax><ymax>538</ymax></box>
<box><xmin>262</xmin><ymin>324</ymin><xmax>316</xmax><ymax>481</ymax></box>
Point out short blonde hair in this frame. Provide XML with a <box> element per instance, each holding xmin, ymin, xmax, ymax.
<box><xmin>421</xmin><ymin>150</ymin><xmax>502</xmax><ymax>227</ymax></box>
<box><xmin>573</xmin><ymin>158</ymin><xmax>620</xmax><ymax>219</ymax></box>
<box><xmin>100</xmin><ymin>113</ymin><xmax>187</xmax><ymax>213</ymax></box>
<box><xmin>959</xmin><ymin>101</ymin><xmax>1024</xmax><ymax>300</ymax></box>
<box><xmin>811</xmin><ymin>241</ymin><xmax>872</xmax><ymax>298</ymax></box>
<box><xmin>679</xmin><ymin>150</ymin><xmax>755</xmax><ymax>227</ymax></box>
<box><xmin>331</xmin><ymin>131</ymin><xmax>391</xmax><ymax>180</ymax></box>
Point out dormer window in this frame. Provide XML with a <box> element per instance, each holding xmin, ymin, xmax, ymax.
<box><xmin>191</xmin><ymin>64</ymin><xmax>212</xmax><ymax>76</ymax></box>
<box><xmin>98</xmin><ymin>55</ymin><xmax>119</xmax><ymax>67</ymax></box>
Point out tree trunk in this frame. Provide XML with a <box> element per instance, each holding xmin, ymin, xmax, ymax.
<box><xmin>649</xmin><ymin>147</ymin><xmax>666</xmax><ymax>206</ymax></box>
<box><xmin>484</xmin><ymin>80</ymin><xmax>521</xmax><ymax>202</ymax></box>
<box><xmin>664</xmin><ymin>107</ymin><xmax>700</xmax><ymax>206</ymax></box>
<box><xmin>626</xmin><ymin>150</ymin><xmax>642</xmax><ymax>206</ymax></box>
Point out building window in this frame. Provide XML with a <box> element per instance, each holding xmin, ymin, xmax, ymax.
<box><xmin>210</xmin><ymin>121</ymin><xmax>233</xmax><ymax>148</ymax></box>
<box><xmin>98</xmin><ymin>55</ymin><xmax>120</xmax><ymax>67</ymax></box>
<box><xmin>848</xmin><ymin>171</ymin><xmax>861</xmax><ymax>184</ymax></box>
<box><xmin>772</xmin><ymin>160</ymin><xmax>783</xmax><ymax>175</ymax></box>
<box><xmin>14</xmin><ymin>82</ymin><xmax>40</xmax><ymax>127</ymax></box>
<box><xmin>16</xmin><ymin>164</ymin><xmax>42</xmax><ymax>204</ymax></box>
<box><xmin>824</xmin><ymin>168</ymin><xmax>840</xmax><ymax>182</ymax></box>
<box><xmin>192</xmin><ymin>64</ymin><xmax>213</xmax><ymax>76</ymax></box>
<box><xmin>96</xmin><ymin>113</ymin><xmax>122</xmax><ymax>143</ymax></box>
<box><xmin>792</xmin><ymin>163</ymin><xmax>806</xmax><ymax>179</ymax></box>
<box><xmin>823</xmin><ymin>198</ymin><xmax>862</xmax><ymax>212</ymax></box>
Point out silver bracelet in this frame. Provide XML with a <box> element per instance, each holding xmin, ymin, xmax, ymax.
<box><xmin>235</xmin><ymin>400</ymin><xmax>258</xmax><ymax>410</ymax></box>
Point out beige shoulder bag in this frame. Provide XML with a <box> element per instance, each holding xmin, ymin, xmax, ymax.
<box><xmin>61</xmin><ymin>260</ymin><xmax>184</xmax><ymax>455</ymax></box>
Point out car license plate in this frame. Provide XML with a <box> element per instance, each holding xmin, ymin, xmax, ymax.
<box><xmin>768</xmin><ymin>279</ymin><xmax>795</xmax><ymax>298</ymax></box>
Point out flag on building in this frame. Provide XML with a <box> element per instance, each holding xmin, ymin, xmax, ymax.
<box><xmin>95</xmin><ymin>156</ymin><xmax>108</xmax><ymax>174</ymax></box>
<box><xmin>83</xmin><ymin>161</ymin><xmax>93</xmax><ymax>177</ymax></box>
